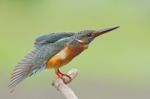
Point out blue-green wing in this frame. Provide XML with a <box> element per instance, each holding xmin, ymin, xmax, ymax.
<box><xmin>33</xmin><ymin>40</ymin><xmax>70</xmax><ymax>65</ymax></box>
<box><xmin>9</xmin><ymin>39</ymin><xmax>71</xmax><ymax>90</ymax></box>
<box><xmin>34</xmin><ymin>32</ymin><xmax>75</xmax><ymax>48</ymax></box>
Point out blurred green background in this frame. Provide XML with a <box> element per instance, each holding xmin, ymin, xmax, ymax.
<box><xmin>0</xmin><ymin>0</ymin><xmax>150</xmax><ymax>99</ymax></box>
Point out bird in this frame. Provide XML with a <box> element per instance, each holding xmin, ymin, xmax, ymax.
<box><xmin>9</xmin><ymin>26</ymin><xmax>119</xmax><ymax>91</ymax></box>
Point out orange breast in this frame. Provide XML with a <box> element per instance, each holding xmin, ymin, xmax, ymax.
<box><xmin>46</xmin><ymin>44</ymin><xmax>88</xmax><ymax>69</ymax></box>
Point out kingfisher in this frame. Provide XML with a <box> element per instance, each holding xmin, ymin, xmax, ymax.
<box><xmin>9</xmin><ymin>26</ymin><xmax>119</xmax><ymax>90</ymax></box>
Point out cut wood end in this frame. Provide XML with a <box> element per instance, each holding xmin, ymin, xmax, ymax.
<box><xmin>52</xmin><ymin>69</ymin><xmax>79</xmax><ymax>99</ymax></box>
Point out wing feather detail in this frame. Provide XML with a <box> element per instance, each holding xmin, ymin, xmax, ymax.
<box><xmin>9</xmin><ymin>49</ymin><xmax>40</xmax><ymax>90</ymax></box>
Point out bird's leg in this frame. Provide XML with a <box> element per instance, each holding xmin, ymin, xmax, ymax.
<box><xmin>55</xmin><ymin>69</ymin><xmax>72</xmax><ymax>84</ymax></box>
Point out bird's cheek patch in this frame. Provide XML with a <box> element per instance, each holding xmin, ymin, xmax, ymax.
<box><xmin>80</xmin><ymin>37</ymin><xmax>90</xmax><ymax>43</ymax></box>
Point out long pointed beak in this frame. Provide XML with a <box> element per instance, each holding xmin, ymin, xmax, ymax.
<box><xmin>94</xmin><ymin>26</ymin><xmax>120</xmax><ymax>37</ymax></box>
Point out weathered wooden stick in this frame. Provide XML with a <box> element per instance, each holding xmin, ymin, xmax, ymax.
<box><xmin>52</xmin><ymin>69</ymin><xmax>78</xmax><ymax>99</ymax></box>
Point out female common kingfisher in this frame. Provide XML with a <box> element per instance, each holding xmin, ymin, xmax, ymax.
<box><xmin>9</xmin><ymin>26</ymin><xmax>119</xmax><ymax>90</ymax></box>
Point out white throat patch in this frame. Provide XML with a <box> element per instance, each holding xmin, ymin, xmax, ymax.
<box><xmin>58</xmin><ymin>50</ymin><xmax>67</xmax><ymax>59</ymax></box>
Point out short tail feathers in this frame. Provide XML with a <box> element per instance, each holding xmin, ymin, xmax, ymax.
<box><xmin>9</xmin><ymin>49</ymin><xmax>41</xmax><ymax>92</ymax></box>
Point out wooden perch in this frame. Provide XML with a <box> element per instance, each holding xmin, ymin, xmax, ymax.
<box><xmin>52</xmin><ymin>69</ymin><xmax>78</xmax><ymax>99</ymax></box>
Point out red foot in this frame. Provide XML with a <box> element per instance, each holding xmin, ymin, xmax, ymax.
<box><xmin>55</xmin><ymin>69</ymin><xmax>72</xmax><ymax>83</ymax></box>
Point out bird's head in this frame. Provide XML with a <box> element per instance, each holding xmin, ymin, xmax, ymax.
<box><xmin>75</xmin><ymin>26</ymin><xmax>120</xmax><ymax>45</ymax></box>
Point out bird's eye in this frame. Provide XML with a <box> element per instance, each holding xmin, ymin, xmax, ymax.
<box><xmin>87</xmin><ymin>33</ymin><xmax>92</xmax><ymax>37</ymax></box>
